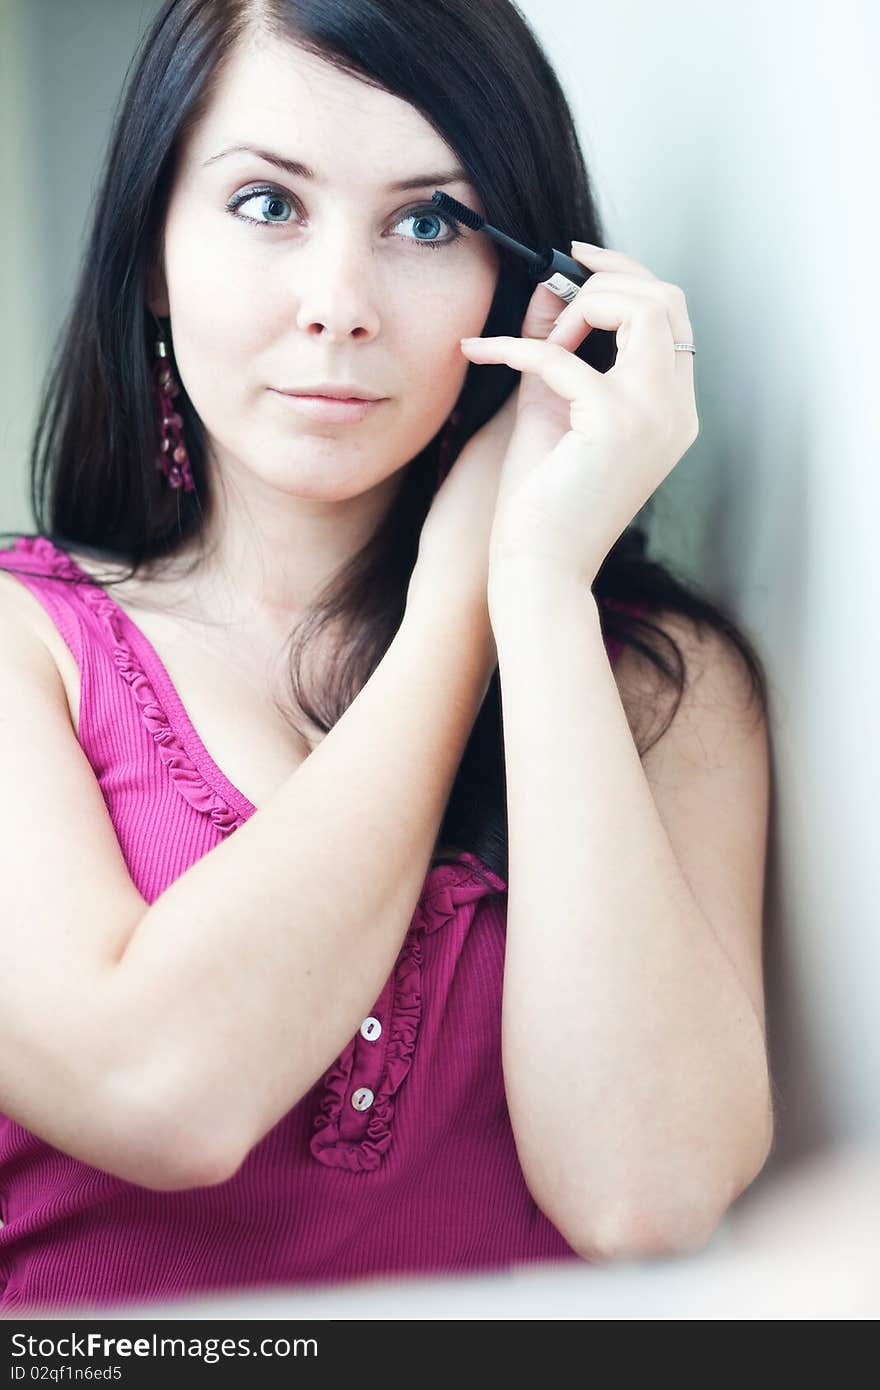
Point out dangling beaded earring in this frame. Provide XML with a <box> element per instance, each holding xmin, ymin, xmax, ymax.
<box><xmin>151</xmin><ymin>316</ymin><xmax>195</xmax><ymax>493</ymax></box>
<box><xmin>436</xmin><ymin>407</ymin><xmax>463</xmax><ymax>490</ymax></box>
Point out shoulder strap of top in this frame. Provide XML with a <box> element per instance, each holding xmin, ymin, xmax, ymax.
<box><xmin>0</xmin><ymin>535</ymin><xmax>85</xmax><ymax>670</ymax></box>
<box><xmin>0</xmin><ymin>534</ymin><xmax>253</xmax><ymax>836</ymax></box>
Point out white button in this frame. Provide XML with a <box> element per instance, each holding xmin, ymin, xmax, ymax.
<box><xmin>360</xmin><ymin>1016</ymin><xmax>382</xmax><ymax>1041</ymax></box>
<box><xmin>351</xmin><ymin>1087</ymin><xmax>374</xmax><ymax>1111</ymax></box>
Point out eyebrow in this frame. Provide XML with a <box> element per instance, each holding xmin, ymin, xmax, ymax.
<box><xmin>202</xmin><ymin>144</ymin><xmax>472</xmax><ymax>192</ymax></box>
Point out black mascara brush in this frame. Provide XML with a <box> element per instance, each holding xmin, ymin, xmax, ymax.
<box><xmin>431</xmin><ymin>191</ymin><xmax>591</xmax><ymax>303</ymax></box>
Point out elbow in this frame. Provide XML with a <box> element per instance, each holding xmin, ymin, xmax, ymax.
<box><xmin>110</xmin><ymin>1110</ymin><xmax>241</xmax><ymax>1192</ymax></box>
<box><xmin>102</xmin><ymin>1066</ymin><xmax>245</xmax><ymax>1192</ymax></box>
<box><xmin>559</xmin><ymin>1127</ymin><xmax>776</xmax><ymax>1265</ymax></box>
<box><xmin>129</xmin><ymin>1129</ymin><xmax>241</xmax><ymax>1193</ymax></box>
<box><xmin>565</xmin><ymin>1193</ymin><xmax>726</xmax><ymax>1265</ymax></box>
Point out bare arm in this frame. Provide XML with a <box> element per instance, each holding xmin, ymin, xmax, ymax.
<box><xmin>102</xmin><ymin>598</ymin><xmax>497</xmax><ymax>1188</ymax></box>
<box><xmin>1</xmin><ymin>401</ymin><xmax>512</xmax><ymax>1191</ymax></box>
<box><xmin>490</xmin><ymin>568</ymin><xmax>772</xmax><ymax>1258</ymax></box>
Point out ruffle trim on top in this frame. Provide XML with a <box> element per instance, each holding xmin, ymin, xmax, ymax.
<box><xmin>310</xmin><ymin>852</ymin><xmax>506</xmax><ymax>1173</ymax></box>
<box><xmin>10</xmin><ymin>536</ymin><xmax>246</xmax><ymax>836</ymax></box>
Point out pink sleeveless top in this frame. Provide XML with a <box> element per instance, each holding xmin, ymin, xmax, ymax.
<box><xmin>0</xmin><ymin>534</ymin><xmax>642</xmax><ymax>1313</ymax></box>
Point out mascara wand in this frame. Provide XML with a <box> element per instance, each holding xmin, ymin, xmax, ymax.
<box><xmin>431</xmin><ymin>190</ymin><xmax>591</xmax><ymax>303</ymax></box>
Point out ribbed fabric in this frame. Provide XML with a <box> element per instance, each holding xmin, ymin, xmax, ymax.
<box><xmin>0</xmin><ymin>535</ymin><xmax>642</xmax><ymax>1313</ymax></box>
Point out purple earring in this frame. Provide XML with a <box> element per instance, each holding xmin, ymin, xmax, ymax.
<box><xmin>436</xmin><ymin>408</ymin><xmax>463</xmax><ymax>490</ymax></box>
<box><xmin>151</xmin><ymin>318</ymin><xmax>195</xmax><ymax>493</ymax></box>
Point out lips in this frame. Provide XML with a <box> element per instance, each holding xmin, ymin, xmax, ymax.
<box><xmin>275</xmin><ymin>385</ymin><xmax>385</xmax><ymax>401</ymax></box>
<box><xmin>270</xmin><ymin>391</ymin><xmax>385</xmax><ymax>423</ymax></box>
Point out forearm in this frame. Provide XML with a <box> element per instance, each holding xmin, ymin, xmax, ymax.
<box><xmin>489</xmin><ymin>567</ymin><xmax>772</xmax><ymax>1256</ymax></box>
<box><xmin>103</xmin><ymin>598</ymin><xmax>496</xmax><ymax>1179</ymax></box>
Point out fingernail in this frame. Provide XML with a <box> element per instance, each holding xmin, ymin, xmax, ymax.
<box><xmin>572</xmin><ymin>240</ymin><xmax>602</xmax><ymax>252</ymax></box>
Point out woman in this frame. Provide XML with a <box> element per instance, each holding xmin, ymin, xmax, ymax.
<box><xmin>0</xmin><ymin>0</ymin><xmax>775</xmax><ymax>1312</ymax></box>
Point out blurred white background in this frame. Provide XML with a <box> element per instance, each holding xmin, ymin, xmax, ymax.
<box><xmin>1</xmin><ymin>0</ymin><xmax>877</xmax><ymax>1317</ymax></box>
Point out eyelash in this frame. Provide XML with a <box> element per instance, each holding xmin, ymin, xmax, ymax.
<box><xmin>225</xmin><ymin>184</ymin><xmax>463</xmax><ymax>251</ymax></box>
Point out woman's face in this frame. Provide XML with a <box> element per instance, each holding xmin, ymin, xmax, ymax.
<box><xmin>147</xmin><ymin>33</ymin><xmax>500</xmax><ymax>500</ymax></box>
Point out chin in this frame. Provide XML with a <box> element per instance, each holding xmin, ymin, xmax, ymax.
<box><xmin>254</xmin><ymin>454</ymin><xmax>391</xmax><ymax>498</ymax></box>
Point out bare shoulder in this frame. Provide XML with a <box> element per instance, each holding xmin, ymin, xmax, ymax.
<box><xmin>0</xmin><ymin>547</ymin><xmax>139</xmax><ymax>723</ymax></box>
<box><xmin>0</xmin><ymin>545</ymin><xmax>154</xmax><ymax>644</ymax></box>
<box><xmin>0</xmin><ymin>564</ymin><xmax>61</xmax><ymax>650</ymax></box>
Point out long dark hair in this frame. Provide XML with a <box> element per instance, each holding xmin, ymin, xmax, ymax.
<box><xmin>2</xmin><ymin>0</ymin><xmax>769</xmax><ymax>887</ymax></box>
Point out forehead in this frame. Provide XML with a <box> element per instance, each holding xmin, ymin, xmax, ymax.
<box><xmin>188</xmin><ymin>31</ymin><xmax>457</xmax><ymax>187</ymax></box>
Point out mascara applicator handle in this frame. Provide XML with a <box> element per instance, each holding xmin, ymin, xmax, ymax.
<box><xmin>528</xmin><ymin>247</ymin><xmax>591</xmax><ymax>302</ymax></box>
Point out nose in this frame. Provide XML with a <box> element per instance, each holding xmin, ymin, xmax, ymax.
<box><xmin>294</xmin><ymin>236</ymin><xmax>382</xmax><ymax>342</ymax></box>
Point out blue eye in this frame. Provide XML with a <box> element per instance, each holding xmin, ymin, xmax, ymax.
<box><xmin>227</xmin><ymin>187</ymin><xmax>295</xmax><ymax>226</ymax></box>
<box><xmin>392</xmin><ymin>206</ymin><xmax>462</xmax><ymax>250</ymax></box>
<box><xmin>226</xmin><ymin>186</ymin><xmax>463</xmax><ymax>250</ymax></box>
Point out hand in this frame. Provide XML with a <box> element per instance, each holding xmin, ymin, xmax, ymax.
<box><xmin>459</xmin><ymin>242</ymin><xmax>700</xmax><ymax>589</ymax></box>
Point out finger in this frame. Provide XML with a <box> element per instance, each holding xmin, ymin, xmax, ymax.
<box><xmin>519</xmin><ymin>277</ymin><xmax>572</xmax><ymax>343</ymax></box>
<box><xmin>460</xmin><ymin>334</ymin><xmax>603</xmax><ymax>410</ymax></box>
<box><xmin>561</xmin><ymin>245</ymin><xmax>695</xmax><ymax>370</ymax></box>
<box><xmin>548</xmin><ymin>273</ymin><xmax>692</xmax><ymax>351</ymax></box>
<box><xmin>569</xmin><ymin>241</ymin><xmax>662</xmax><ymax>281</ymax></box>
<box><xmin>521</xmin><ymin>243</ymin><xmax>662</xmax><ymax>347</ymax></box>
<box><xmin>461</xmin><ymin>291</ymin><xmax>679</xmax><ymax>411</ymax></box>
<box><xmin>458</xmin><ymin>293</ymin><xmax>678</xmax><ymax>417</ymax></box>
<box><xmin>474</xmin><ymin>289</ymin><xmax>678</xmax><ymax>394</ymax></box>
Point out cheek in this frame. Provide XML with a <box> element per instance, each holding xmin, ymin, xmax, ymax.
<box><xmin>165</xmin><ymin>215</ymin><xmax>266</xmax><ymax>354</ymax></box>
<box><xmin>400</xmin><ymin>265</ymin><xmax>495</xmax><ymax>389</ymax></box>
